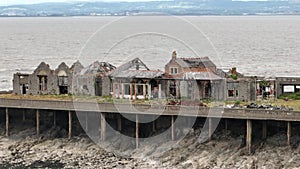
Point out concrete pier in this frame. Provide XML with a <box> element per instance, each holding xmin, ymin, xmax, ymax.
<box><xmin>22</xmin><ymin>109</ymin><xmax>26</xmax><ymax>122</ymax></box>
<box><xmin>85</xmin><ymin>112</ymin><xmax>88</xmax><ymax>132</ymax></box>
<box><xmin>100</xmin><ymin>112</ymin><xmax>106</xmax><ymax>141</ymax></box>
<box><xmin>53</xmin><ymin>112</ymin><xmax>56</xmax><ymax>127</ymax></box>
<box><xmin>5</xmin><ymin>108</ymin><xmax>9</xmax><ymax>137</ymax></box>
<box><xmin>68</xmin><ymin>111</ymin><xmax>72</xmax><ymax>140</ymax></box>
<box><xmin>36</xmin><ymin>109</ymin><xmax>40</xmax><ymax>136</ymax></box>
<box><xmin>246</xmin><ymin>119</ymin><xmax>252</xmax><ymax>154</ymax></box>
<box><xmin>171</xmin><ymin>115</ymin><xmax>175</xmax><ymax>141</ymax></box>
<box><xmin>262</xmin><ymin>121</ymin><xmax>267</xmax><ymax>139</ymax></box>
<box><xmin>287</xmin><ymin>121</ymin><xmax>291</xmax><ymax>146</ymax></box>
<box><xmin>136</xmin><ymin>114</ymin><xmax>139</xmax><ymax>149</ymax></box>
<box><xmin>117</xmin><ymin>115</ymin><xmax>122</xmax><ymax>132</ymax></box>
<box><xmin>1</xmin><ymin>98</ymin><xmax>300</xmax><ymax>153</ymax></box>
<box><xmin>209</xmin><ymin>118</ymin><xmax>212</xmax><ymax>141</ymax></box>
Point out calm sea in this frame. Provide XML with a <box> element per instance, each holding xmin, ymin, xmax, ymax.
<box><xmin>0</xmin><ymin>16</ymin><xmax>300</xmax><ymax>90</ymax></box>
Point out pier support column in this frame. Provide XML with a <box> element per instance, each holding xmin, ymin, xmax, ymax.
<box><xmin>171</xmin><ymin>115</ymin><xmax>175</xmax><ymax>141</ymax></box>
<box><xmin>100</xmin><ymin>112</ymin><xmax>106</xmax><ymax>141</ymax></box>
<box><xmin>136</xmin><ymin>114</ymin><xmax>139</xmax><ymax>149</ymax></box>
<box><xmin>225</xmin><ymin>119</ymin><xmax>228</xmax><ymax>136</ymax></box>
<box><xmin>5</xmin><ymin>108</ymin><xmax>9</xmax><ymax>137</ymax></box>
<box><xmin>152</xmin><ymin>116</ymin><xmax>156</xmax><ymax>132</ymax></box>
<box><xmin>68</xmin><ymin>111</ymin><xmax>72</xmax><ymax>139</ymax></box>
<box><xmin>287</xmin><ymin>121</ymin><xmax>291</xmax><ymax>146</ymax></box>
<box><xmin>246</xmin><ymin>119</ymin><xmax>252</xmax><ymax>154</ymax></box>
<box><xmin>208</xmin><ymin>118</ymin><xmax>212</xmax><ymax>141</ymax></box>
<box><xmin>53</xmin><ymin>112</ymin><xmax>56</xmax><ymax>127</ymax></box>
<box><xmin>262</xmin><ymin>121</ymin><xmax>267</xmax><ymax>140</ymax></box>
<box><xmin>85</xmin><ymin>112</ymin><xmax>88</xmax><ymax>132</ymax></box>
<box><xmin>36</xmin><ymin>109</ymin><xmax>40</xmax><ymax>136</ymax></box>
<box><xmin>117</xmin><ymin>114</ymin><xmax>122</xmax><ymax>132</ymax></box>
<box><xmin>22</xmin><ymin>109</ymin><xmax>26</xmax><ymax>122</ymax></box>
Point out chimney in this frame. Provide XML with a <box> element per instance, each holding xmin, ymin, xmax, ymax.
<box><xmin>172</xmin><ymin>51</ymin><xmax>177</xmax><ymax>60</ymax></box>
<box><xmin>231</xmin><ymin>67</ymin><xmax>237</xmax><ymax>75</ymax></box>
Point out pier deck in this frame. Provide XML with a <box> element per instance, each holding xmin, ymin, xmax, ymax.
<box><xmin>0</xmin><ymin>98</ymin><xmax>300</xmax><ymax>121</ymax></box>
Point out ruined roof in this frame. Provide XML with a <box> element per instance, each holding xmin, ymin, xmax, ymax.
<box><xmin>107</xmin><ymin>58</ymin><xmax>150</xmax><ymax>77</ymax></box>
<box><xmin>70</xmin><ymin>61</ymin><xmax>84</xmax><ymax>70</ymax></box>
<box><xmin>112</xmin><ymin>70</ymin><xmax>163</xmax><ymax>79</ymax></box>
<box><xmin>183</xmin><ymin>72</ymin><xmax>223</xmax><ymax>81</ymax></box>
<box><xmin>175</xmin><ymin>57</ymin><xmax>216</xmax><ymax>68</ymax></box>
<box><xmin>81</xmin><ymin>61</ymin><xmax>116</xmax><ymax>75</ymax></box>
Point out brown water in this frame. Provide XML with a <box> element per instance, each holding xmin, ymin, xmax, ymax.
<box><xmin>0</xmin><ymin>16</ymin><xmax>300</xmax><ymax>90</ymax></box>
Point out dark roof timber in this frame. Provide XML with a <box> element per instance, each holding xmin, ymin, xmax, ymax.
<box><xmin>107</xmin><ymin>58</ymin><xmax>151</xmax><ymax>77</ymax></box>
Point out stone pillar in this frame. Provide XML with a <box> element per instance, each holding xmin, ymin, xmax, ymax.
<box><xmin>287</xmin><ymin>121</ymin><xmax>291</xmax><ymax>146</ymax></box>
<box><xmin>5</xmin><ymin>108</ymin><xmax>9</xmax><ymax>137</ymax></box>
<box><xmin>121</xmin><ymin>83</ymin><xmax>124</xmax><ymax>99</ymax></box>
<box><xmin>100</xmin><ymin>112</ymin><xmax>106</xmax><ymax>141</ymax></box>
<box><xmin>136</xmin><ymin>114</ymin><xmax>139</xmax><ymax>149</ymax></box>
<box><xmin>143</xmin><ymin>84</ymin><xmax>146</xmax><ymax>99</ymax></box>
<box><xmin>68</xmin><ymin>111</ymin><xmax>72</xmax><ymax>139</ymax></box>
<box><xmin>246</xmin><ymin>119</ymin><xmax>252</xmax><ymax>154</ymax></box>
<box><xmin>130</xmin><ymin>84</ymin><xmax>133</xmax><ymax>99</ymax></box>
<box><xmin>158</xmin><ymin>84</ymin><xmax>162</xmax><ymax>99</ymax></box>
<box><xmin>36</xmin><ymin>109</ymin><xmax>40</xmax><ymax>136</ymax></box>
<box><xmin>262</xmin><ymin>121</ymin><xmax>267</xmax><ymax>139</ymax></box>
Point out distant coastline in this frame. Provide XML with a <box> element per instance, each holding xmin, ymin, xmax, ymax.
<box><xmin>1</xmin><ymin>0</ymin><xmax>300</xmax><ymax>17</ymax></box>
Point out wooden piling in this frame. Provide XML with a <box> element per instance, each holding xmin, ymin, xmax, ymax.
<box><xmin>246</xmin><ymin>119</ymin><xmax>252</xmax><ymax>154</ymax></box>
<box><xmin>36</xmin><ymin>109</ymin><xmax>40</xmax><ymax>136</ymax></box>
<box><xmin>208</xmin><ymin>118</ymin><xmax>212</xmax><ymax>141</ymax></box>
<box><xmin>5</xmin><ymin>108</ymin><xmax>9</xmax><ymax>137</ymax></box>
<box><xmin>171</xmin><ymin>115</ymin><xmax>175</xmax><ymax>141</ymax></box>
<box><xmin>136</xmin><ymin>114</ymin><xmax>139</xmax><ymax>149</ymax></box>
<box><xmin>68</xmin><ymin>111</ymin><xmax>72</xmax><ymax>139</ymax></box>
<box><xmin>262</xmin><ymin>121</ymin><xmax>267</xmax><ymax>139</ymax></box>
<box><xmin>287</xmin><ymin>121</ymin><xmax>291</xmax><ymax>146</ymax></box>
<box><xmin>117</xmin><ymin>114</ymin><xmax>122</xmax><ymax>132</ymax></box>
<box><xmin>100</xmin><ymin>112</ymin><xmax>106</xmax><ymax>141</ymax></box>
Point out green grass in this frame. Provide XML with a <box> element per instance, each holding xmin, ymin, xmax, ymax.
<box><xmin>279</xmin><ymin>92</ymin><xmax>300</xmax><ymax>100</ymax></box>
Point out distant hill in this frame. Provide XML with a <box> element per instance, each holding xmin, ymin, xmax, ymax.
<box><xmin>1</xmin><ymin>0</ymin><xmax>300</xmax><ymax>16</ymax></box>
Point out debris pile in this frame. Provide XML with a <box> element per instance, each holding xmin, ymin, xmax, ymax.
<box><xmin>246</xmin><ymin>103</ymin><xmax>293</xmax><ymax>111</ymax></box>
